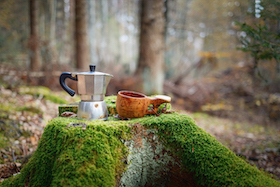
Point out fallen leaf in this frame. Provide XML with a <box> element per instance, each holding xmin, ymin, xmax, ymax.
<box><xmin>30</xmin><ymin>136</ymin><xmax>37</xmax><ymax>145</ymax></box>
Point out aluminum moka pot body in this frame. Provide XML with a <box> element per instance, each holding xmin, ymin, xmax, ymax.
<box><xmin>59</xmin><ymin>65</ymin><xmax>113</xmax><ymax>120</ymax></box>
<box><xmin>75</xmin><ymin>70</ymin><xmax>112</xmax><ymax>101</ymax></box>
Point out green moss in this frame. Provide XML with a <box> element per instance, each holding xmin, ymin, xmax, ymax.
<box><xmin>17</xmin><ymin>106</ymin><xmax>43</xmax><ymax>114</ymax></box>
<box><xmin>104</xmin><ymin>95</ymin><xmax>118</xmax><ymax>115</ymax></box>
<box><xmin>45</xmin><ymin>94</ymin><xmax>68</xmax><ymax>104</ymax></box>
<box><xmin>104</xmin><ymin>95</ymin><xmax>117</xmax><ymax>109</ymax></box>
<box><xmin>132</xmin><ymin>113</ymin><xmax>280</xmax><ymax>187</ymax></box>
<box><xmin>2</xmin><ymin>113</ymin><xmax>279</xmax><ymax>187</ymax></box>
<box><xmin>191</xmin><ymin>112</ymin><xmax>211</xmax><ymax>119</ymax></box>
<box><xmin>0</xmin><ymin>103</ymin><xmax>15</xmax><ymax>112</ymax></box>
<box><xmin>19</xmin><ymin>86</ymin><xmax>68</xmax><ymax>104</ymax></box>
<box><xmin>58</xmin><ymin>105</ymin><xmax>78</xmax><ymax>116</ymax></box>
<box><xmin>1</xmin><ymin>118</ymin><xmax>131</xmax><ymax>187</ymax></box>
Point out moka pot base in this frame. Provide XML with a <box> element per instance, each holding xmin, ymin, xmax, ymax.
<box><xmin>77</xmin><ymin>100</ymin><xmax>108</xmax><ymax>121</ymax></box>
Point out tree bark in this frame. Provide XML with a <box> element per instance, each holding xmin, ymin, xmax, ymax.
<box><xmin>29</xmin><ymin>0</ymin><xmax>41</xmax><ymax>71</ymax></box>
<box><xmin>135</xmin><ymin>0</ymin><xmax>165</xmax><ymax>95</ymax></box>
<box><xmin>75</xmin><ymin>0</ymin><xmax>89</xmax><ymax>70</ymax></box>
<box><xmin>88</xmin><ymin>0</ymin><xmax>97</xmax><ymax>65</ymax></box>
<box><xmin>49</xmin><ymin>0</ymin><xmax>57</xmax><ymax>65</ymax></box>
<box><xmin>56</xmin><ymin>0</ymin><xmax>66</xmax><ymax>64</ymax></box>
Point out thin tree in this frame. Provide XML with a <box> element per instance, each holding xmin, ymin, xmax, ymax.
<box><xmin>135</xmin><ymin>0</ymin><xmax>165</xmax><ymax>95</ymax></box>
<box><xmin>49</xmin><ymin>0</ymin><xmax>57</xmax><ymax>65</ymax></box>
<box><xmin>75</xmin><ymin>0</ymin><xmax>89</xmax><ymax>70</ymax></box>
<box><xmin>29</xmin><ymin>0</ymin><xmax>41</xmax><ymax>71</ymax></box>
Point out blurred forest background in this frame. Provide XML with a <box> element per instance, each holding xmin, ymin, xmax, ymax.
<box><xmin>1</xmin><ymin>0</ymin><xmax>279</xmax><ymax>122</ymax></box>
<box><xmin>0</xmin><ymin>0</ymin><xmax>280</xmax><ymax>181</ymax></box>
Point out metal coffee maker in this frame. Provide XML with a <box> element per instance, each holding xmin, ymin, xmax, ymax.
<box><xmin>59</xmin><ymin>65</ymin><xmax>113</xmax><ymax>121</ymax></box>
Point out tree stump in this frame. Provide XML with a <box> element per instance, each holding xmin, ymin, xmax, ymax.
<box><xmin>1</xmin><ymin>102</ymin><xmax>279</xmax><ymax>187</ymax></box>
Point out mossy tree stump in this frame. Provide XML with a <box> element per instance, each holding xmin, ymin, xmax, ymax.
<box><xmin>1</xmin><ymin>97</ymin><xmax>279</xmax><ymax>187</ymax></box>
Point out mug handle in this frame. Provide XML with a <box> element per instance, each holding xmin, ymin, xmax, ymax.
<box><xmin>146</xmin><ymin>95</ymin><xmax>171</xmax><ymax>115</ymax></box>
<box><xmin>59</xmin><ymin>72</ymin><xmax>78</xmax><ymax>97</ymax></box>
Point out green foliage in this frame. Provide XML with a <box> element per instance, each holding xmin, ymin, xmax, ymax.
<box><xmin>237</xmin><ymin>23</ymin><xmax>280</xmax><ymax>60</ymax></box>
<box><xmin>236</xmin><ymin>22</ymin><xmax>280</xmax><ymax>65</ymax></box>
<box><xmin>236</xmin><ymin>0</ymin><xmax>280</xmax><ymax>77</ymax></box>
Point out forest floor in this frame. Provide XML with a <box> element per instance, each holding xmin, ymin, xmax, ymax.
<box><xmin>0</xmin><ymin>85</ymin><xmax>279</xmax><ymax>182</ymax></box>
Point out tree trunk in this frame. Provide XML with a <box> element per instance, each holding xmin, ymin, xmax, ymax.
<box><xmin>75</xmin><ymin>0</ymin><xmax>89</xmax><ymax>70</ymax></box>
<box><xmin>56</xmin><ymin>0</ymin><xmax>66</xmax><ymax>64</ymax></box>
<box><xmin>49</xmin><ymin>0</ymin><xmax>57</xmax><ymax>64</ymax></box>
<box><xmin>29</xmin><ymin>0</ymin><xmax>41</xmax><ymax>71</ymax></box>
<box><xmin>88</xmin><ymin>0</ymin><xmax>98</xmax><ymax>65</ymax></box>
<box><xmin>135</xmin><ymin>0</ymin><xmax>165</xmax><ymax>95</ymax></box>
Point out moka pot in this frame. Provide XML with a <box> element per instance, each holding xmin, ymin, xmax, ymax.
<box><xmin>59</xmin><ymin>65</ymin><xmax>113</xmax><ymax>121</ymax></box>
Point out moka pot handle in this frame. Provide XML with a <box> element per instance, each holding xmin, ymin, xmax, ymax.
<box><xmin>59</xmin><ymin>72</ymin><xmax>77</xmax><ymax>97</ymax></box>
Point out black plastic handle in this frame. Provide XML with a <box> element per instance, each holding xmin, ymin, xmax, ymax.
<box><xmin>59</xmin><ymin>72</ymin><xmax>78</xmax><ymax>97</ymax></box>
